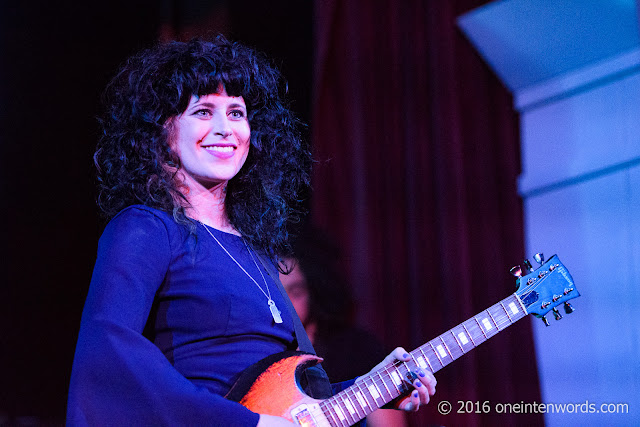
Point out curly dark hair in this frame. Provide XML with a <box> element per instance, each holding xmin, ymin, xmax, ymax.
<box><xmin>95</xmin><ymin>36</ymin><xmax>311</xmax><ymax>258</ymax></box>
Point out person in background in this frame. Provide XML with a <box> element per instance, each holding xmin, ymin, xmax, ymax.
<box><xmin>66</xmin><ymin>36</ymin><xmax>436</xmax><ymax>426</ymax></box>
<box><xmin>281</xmin><ymin>226</ymin><xmax>409</xmax><ymax>427</ymax></box>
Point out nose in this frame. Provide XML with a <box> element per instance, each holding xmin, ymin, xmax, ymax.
<box><xmin>212</xmin><ymin>113</ymin><xmax>233</xmax><ymax>138</ymax></box>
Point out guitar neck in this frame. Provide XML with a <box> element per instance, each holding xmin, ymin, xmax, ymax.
<box><xmin>318</xmin><ymin>293</ymin><xmax>528</xmax><ymax>426</ymax></box>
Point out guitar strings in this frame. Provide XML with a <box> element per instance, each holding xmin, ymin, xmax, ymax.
<box><xmin>318</xmin><ymin>303</ymin><xmax>517</xmax><ymax>423</ymax></box>
<box><xmin>316</xmin><ymin>268</ymin><xmax>571</xmax><ymax>425</ymax></box>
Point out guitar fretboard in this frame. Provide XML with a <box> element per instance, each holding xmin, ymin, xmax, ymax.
<box><xmin>317</xmin><ymin>293</ymin><xmax>528</xmax><ymax>427</ymax></box>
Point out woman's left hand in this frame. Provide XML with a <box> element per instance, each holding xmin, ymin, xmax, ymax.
<box><xmin>358</xmin><ymin>347</ymin><xmax>437</xmax><ymax>412</ymax></box>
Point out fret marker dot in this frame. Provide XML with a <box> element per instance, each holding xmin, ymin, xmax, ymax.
<box><xmin>345</xmin><ymin>399</ymin><xmax>356</xmax><ymax>415</ymax></box>
<box><xmin>436</xmin><ymin>344</ymin><xmax>447</xmax><ymax>358</ymax></box>
<box><xmin>356</xmin><ymin>391</ymin><xmax>367</xmax><ymax>409</ymax></box>
<box><xmin>417</xmin><ymin>356</ymin><xmax>428</xmax><ymax>369</ymax></box>
<box><xmin>368</xmin><ymin>384</ymin><xmax>381</xmax><ymax>400</ymax></box>
<box><xmin>391</xmin><ymin>371</ymin><xmax>402</xmax><ymax>385</ymax></box>
<box><xmin>333</xmin><ymin>405</ymin><xmax>345</xmax><ymax>421</ymax></box>
<box><xmin>482</xmin><ymin>318</ymin><xmax>493</xmax><ymax>331</ymax></box>
<box><xmin>457</xmin><ymin>332</ymin><xmax>469</xmax><ymax>345</ymax></box>
<box><xmin>509</xmin><ymin>302</ymin><xmax>519</xmax><ymax>314</ymax></box>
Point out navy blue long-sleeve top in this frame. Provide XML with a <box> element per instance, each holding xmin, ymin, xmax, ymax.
<box><xmin>67</xmin><ymin>205</ymin><xmax>303</xmax><ymax>425</ymax></box>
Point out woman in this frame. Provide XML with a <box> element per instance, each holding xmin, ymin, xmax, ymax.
<box><xmin>67</xmin><ymin>37</ymin><xmax>435</xmax><ymax>426</ymax></box>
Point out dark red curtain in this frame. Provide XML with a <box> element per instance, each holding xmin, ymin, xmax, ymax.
<box><xmin>311</xmin><ymin>1</ymin><xmax>542</xmax><ymax>425</ymax></box>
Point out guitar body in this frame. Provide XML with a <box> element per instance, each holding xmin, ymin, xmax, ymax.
<box><xmin>226</xmin><ymin>351</ymin><xmax>326</xmax><ymax>423</ymax></box>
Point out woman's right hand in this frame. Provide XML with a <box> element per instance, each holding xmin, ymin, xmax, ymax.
<box><xmin>257</xmin><ymin>414</ymin><xmax>295</xmax><ymax>426</ymax></box>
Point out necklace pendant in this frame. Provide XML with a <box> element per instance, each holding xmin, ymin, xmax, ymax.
<box><xmin>268</xmin><ymin>299</ymin><xmax>283</xmax><ymax>324</ymax></box>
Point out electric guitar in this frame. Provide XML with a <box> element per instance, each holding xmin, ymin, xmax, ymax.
<box><xmin>226</xmin><ymin>254</ymin><xmax>579</xmax><ymax>426</ymax></box>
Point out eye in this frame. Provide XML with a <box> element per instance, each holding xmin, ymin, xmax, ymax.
<box><xmin>193</xmin><ymin>108</ymin><xmax>212</xmax><ymax>118</ymax></box>
<box><xmin>229</xmin><ymin>109</ymin><xmax>246</xmax><ymax>120</ymax></box>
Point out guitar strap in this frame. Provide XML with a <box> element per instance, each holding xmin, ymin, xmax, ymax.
<box><xmin>255</xmin><ymin>254</ymin><xmax>333</xmax><ymax>399</ymax></box>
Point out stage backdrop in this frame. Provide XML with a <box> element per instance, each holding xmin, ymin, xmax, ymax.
<box><xmin>311</xmin><ymin>1</ymin><xmax>542</xmax><ymax>425</ymax></box>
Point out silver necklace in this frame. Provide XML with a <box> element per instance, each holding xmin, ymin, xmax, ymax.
<box><xmin>198</xmin><ymin>221</ymin><xmax>283</xmax><ymax>324</ymax></box>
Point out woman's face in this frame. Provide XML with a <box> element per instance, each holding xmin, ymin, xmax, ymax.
<box><xmin>170</xmin><ymin>89</ymin><xmax>250</xmax><ymax>190</ymax></box>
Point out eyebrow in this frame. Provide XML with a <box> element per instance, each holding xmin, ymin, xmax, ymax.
<box><xmin>190</xmin><ymin>101</ymin><xmax>247</xmax><ymax>110</ymax></box>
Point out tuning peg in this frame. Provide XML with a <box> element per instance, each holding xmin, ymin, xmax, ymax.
<box><xmin>533</xmin><ymin>253</ymin><xmax>544</xmax><ymax>265</ymax></box>
<box><xmin>523</xmin><ymin>259</ymin><xmax>534</xmax><ymax>272</ymax></box>
<box><xmin>564</xmin><ymin>302</ymin><xmax>575</xmax><ymax>314</ymax></box>
<box><xmin>510</xmin><ymin>266</ymin><xmax>522</xmax><ymax>277</ymax></box>
<box><xmin>541</xmin><ymin>316</ymin><xmax>550</xmax><ymax>327</ymax></box>
<box><xmin>552</xmin><ymin>307</ymin><xmax>563</xmax><ymax>321</ymax></box>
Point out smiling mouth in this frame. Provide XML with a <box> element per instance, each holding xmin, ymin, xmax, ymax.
<box><xmin>203</xmin><ymin>146</ymin><xmax>235</xmax><ymax>153</ymax></box>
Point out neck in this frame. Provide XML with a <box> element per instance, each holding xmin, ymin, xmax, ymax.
<box><xmin>183</xmin><ymin>179</ymin><xmax>239</xmax><ymax>235</ymax></box>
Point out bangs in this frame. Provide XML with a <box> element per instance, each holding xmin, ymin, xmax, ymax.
<box><xmin>183</xmin><ymin>55</ymin><xmax>256</xmax><ymax>111</ymax></box>
<box><xmin>193</xmin><ymin>75</ymin><xmax>247</xmax><ymax>101</ymax></box>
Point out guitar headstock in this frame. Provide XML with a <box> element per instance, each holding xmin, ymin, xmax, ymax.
<box><xmin>512</xmin><ymin>254</ymin><xmax>579</xmax><ymax>326</ymax></box>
